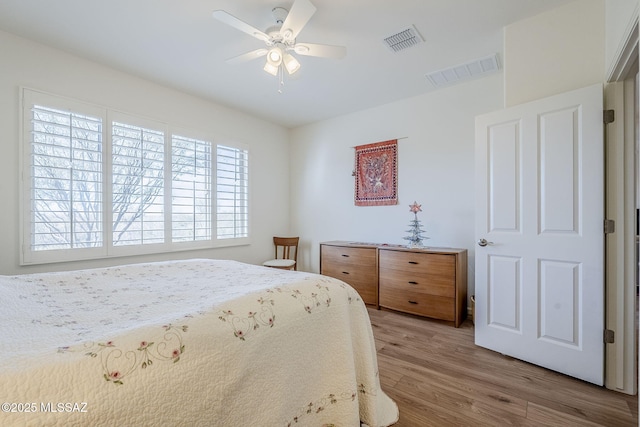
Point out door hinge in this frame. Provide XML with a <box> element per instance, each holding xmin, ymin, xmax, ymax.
<box><xmin>603</xmin><ymin>109</ymin><xmax>615</xmax><ymax>124</ymax></box>
<box><xmin>604</xmin><ymin>219</ymin><xmax>615</xmax><ymax>234</ymax></box>
<box><xmin>604</xmin><ymin>329</ymin><xmax>615</xmax><ymax>344</ymax></box>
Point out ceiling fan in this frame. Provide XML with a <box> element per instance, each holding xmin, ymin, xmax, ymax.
<box><xmin>212</xmin><ymin>0</ymin><xmax>346</xmax><ymax>85</ymax></box>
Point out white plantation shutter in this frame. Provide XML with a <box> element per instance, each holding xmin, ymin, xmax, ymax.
<box><xmin>29</xmin><ymin>104</ymin><xmax>103</xmax><ymax>251</ymax></box>
<box><xmin>172</xmin><ymin>135</ymin><xmax>212</xmax><ymax>242</ymax></box>
<box><xmin>216</xmin><ymin>144</ymin><xmax>249</xmax><ymax>239</ymax></box>
<box><xmin>112</xmin><ymin>121</ymin><xmax>165</xmax><ymax>246</ymax></box>
<box><xmin>21</xmin><ymin>89</ymin><xmax>251</xmax><ymax>265</ymax></box>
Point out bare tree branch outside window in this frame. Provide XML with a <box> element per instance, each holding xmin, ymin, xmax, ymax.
<box><xmin>31</xmin><ymin>106</ymin><xmax>102</xmax><ymax>250</ymax></box>
<box><xmin>111</xmin><ymin>122</ymin><xmax>165</xmax><ymax>246</ymax></box>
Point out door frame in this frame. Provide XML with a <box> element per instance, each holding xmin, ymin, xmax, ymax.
<box><xmin>604</xmin><ymin>17</ymin><xmax>638</xmax><ymax>395</ymax></box>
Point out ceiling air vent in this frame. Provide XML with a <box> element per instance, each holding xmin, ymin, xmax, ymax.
<box><xmin>383</xmin><ymin>25</ymin><xmax>424</xmax><ymax>53</ymax></box>
<box><xmin>426</xmin><ymin>54</ymin><xmax>501</xmax><ymax>88</ymax></box>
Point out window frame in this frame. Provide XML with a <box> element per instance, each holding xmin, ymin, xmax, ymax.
<box><xmin>20</xmin><ymin>88</ymin><xmax>251</xmax><ymax>265</ymax></box>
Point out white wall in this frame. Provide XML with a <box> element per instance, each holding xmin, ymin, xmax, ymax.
<box><xmin>289</xmin><ymin>0</ymin><xmax>616</xmax><ymax>302</ymax></box>
<box><xmin>504</xmin><ymin>0</ymin><xmax>605</xmax><ymax>107</ymax></box>
<box><xmin>0</xmin><ymin>30</ymin><xmax>290</xmax><ymax>275</ymax></box>
<box><xmin>290</xmin><ymin>73</ymin><xmax>505</xmax><ymax>298</ymax></box>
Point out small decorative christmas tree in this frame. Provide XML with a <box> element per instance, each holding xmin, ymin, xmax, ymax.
<box><xmin>403</xmin><ymin>201</ymin><xmax>429</xmax><ymax>248</ymax></box>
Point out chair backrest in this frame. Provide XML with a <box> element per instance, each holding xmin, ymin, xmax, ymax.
<box><xmin>273</xmin><ymin>236</ymin><xmax>299</xmax><ymax>265</ymax></box>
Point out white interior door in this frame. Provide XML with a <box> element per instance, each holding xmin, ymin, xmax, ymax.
<box><xmin>474</xmin><ymin>83</ymin><xmax>604</xmax><ymax>385</ymax></box>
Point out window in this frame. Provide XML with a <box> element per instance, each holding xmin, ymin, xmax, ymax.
<box><xmin>216</xmin><ymin>145</ymin><xmax>249</xmax><ymax>239</ymax></box>
<box><xmin>172</xmin><ymin>135</ymin><xmax>212</xmax><ymax>242</ymax></box>
<box><xmin>112</xmin><ymin>121</ymin><xmax>165</xmax><ymax>246</ymax></box>
<box><xmin>29</xmin><ymin>104</ymin><xmax>103</xmax><ymax>252</ymax></box>
<box><xmin>21</xmin><ymin>89</ymin><xmax>249</xmax><ymax>264</ymax></box>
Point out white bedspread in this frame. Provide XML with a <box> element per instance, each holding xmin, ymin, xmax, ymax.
<box><xmin>0</xmin><ymin>259</ymin><xmax>398</xmax><ymax>426</ymax></box>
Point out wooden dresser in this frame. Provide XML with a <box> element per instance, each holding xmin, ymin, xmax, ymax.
<box><xmin>319</xmin><ymin>241</ymin><xmax>378</xmax><ymax>306</ymax></box>
<box><xmin>320</xmin><ymin>241</ymin><xmax>467</xmax><ymax>327</ymax></box>
<box><xmin>378</xmin><ymin>246</ymin><xmax>467</xmax><ymax>327</ymax></box>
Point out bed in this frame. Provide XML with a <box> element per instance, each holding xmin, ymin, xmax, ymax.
<box><xmin>0</xmin><ymin>259</ymin><xmax>398</xmax><ymax>426</ymax></box>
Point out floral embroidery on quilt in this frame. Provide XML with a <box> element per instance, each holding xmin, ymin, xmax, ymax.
<box><xmin>285</xmin><ymin>383</ymin><xmax>378</xmax><ymax>427</ymax></box>
<box><xmin>218</xmin><ymin>305</ymin><xmax>276</xmax><ymax>341</ymax></box>
<box><xmin>58</xmin><ymin>324</ymin><xmax>187</xmax><ymax>385</ymax></box>
<box><xmin>290</xmin><ymin>278</ymin><xmax>334</xmax><ymax>313</ymax></box>
<box><xmin>217</xmin><ymin>276</ymin><xmax>359</xmax><ymax>341</ymax></box>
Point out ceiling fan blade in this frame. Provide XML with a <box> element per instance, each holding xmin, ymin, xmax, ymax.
<box><xmin>226</xmin><ymin>49</ymin><xmax>268</xmax><ymax>65</ymax></box>
<box><xmin>212</xmin><ymin>10</ymin><xmax>270</xmax><ymax>41</ymax></box>
<box><xmin>280</xmin><ymin>0</ymin><xmax>317</xmax><ymax>40</ymax></box>
<box><xmin>293</xmin><ymin>43</ymin><xmax>346</xmax><ymax>59</ymax></box>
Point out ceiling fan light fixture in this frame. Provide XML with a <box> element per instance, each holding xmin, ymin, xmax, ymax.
<box><xmin>264</xmin><ymin>47</ymin><xmax>283</xmax><ymax>75</ymax></box>
<box><xmin>267</xmin><ymin>47</ymin><xmax>283</xmax><ymax>64</ymax></box>
<box><xmin>263</xmin><ymin>61</ymin><xmax>279</xmax><ymax>76</ymax></box>
<box><xmin>283</xmin><ymin>53</ymin><xmax>301</xmax><ymax>74</ymax></box>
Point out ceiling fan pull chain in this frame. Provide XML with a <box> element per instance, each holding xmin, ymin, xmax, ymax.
<box><xmin>278</xmin><ymin>65</ymin><xmax>284</xmax><ymax>94</ymax></box>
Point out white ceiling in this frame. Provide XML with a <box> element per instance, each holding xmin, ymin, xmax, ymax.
<box><xmin>0</xmin><ymin>0</ymin><xmax>572</xmax><ymax>128</ymax></box>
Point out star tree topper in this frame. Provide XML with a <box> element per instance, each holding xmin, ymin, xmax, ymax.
<box><xmin>409</xmin><ymin>201</ymin><xmax>422</xmax><ymax>215</ymax></box>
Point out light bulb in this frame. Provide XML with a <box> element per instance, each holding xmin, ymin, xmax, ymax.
<box><xmin>267</xmin><ymin>48</ymin><xmax>282</xmax><ymax>64</ymax></box>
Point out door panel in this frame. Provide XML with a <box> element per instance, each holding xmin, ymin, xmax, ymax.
<box><xmin>488</xmin><ymin>255</ymin><xmax>521</xmax><ymax>331</ymax></box>
<box><xmin>488</xmin><ymin>121</ymin><xmax>521</xmax><ymax>232</ymax></box>
<box><xmin>475</xmin><ymin>83</ymin><xmax>603</xmax><ymax>385</ymax></box>
<box><xmin>539</xmin><ymin>259</ymin><xmax>580</xmax><ymax>346</ymax></box>
<box><xmin>539</xmin><ymin>107</ymin><xmax>580</xmax><ymax>234</ymax></box>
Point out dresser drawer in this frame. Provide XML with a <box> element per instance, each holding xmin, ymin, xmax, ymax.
<box><xmin>321</xmin><ymin>245</ymin><xmax>376</xmax><ymax>267</ymax></box>
<box><xmin>379</xmin><ymin>250</ymin><xmax>455</xmax><ymax>283</ymax></box>
<box><xmin>379</xmin><ymin>268</ymin><xmax>454</xmax><ymax>297</ymax></box>
<box><xmin>321</xmin><ymin>263</ymin><xmax>377</xmax><ymax>284</ymax></box>
<box><xmin>322</xmin><ymin>264</ymin><xmax>377</xmax><ymax>303</ymax></box>
<box><xmin>379</xmin><ymin>286</ymin><xmax>455</xmax><ymax>321</ymax></box>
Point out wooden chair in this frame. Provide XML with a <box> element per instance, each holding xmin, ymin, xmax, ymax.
<box><xmin>263</xmin><ymin>237</ymin><xmax>299</xmax><ymax>271</ymax></box>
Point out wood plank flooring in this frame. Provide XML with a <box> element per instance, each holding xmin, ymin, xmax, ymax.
<box><xmin>368</xmin><ymin>308</ymin><xmax>638</xmax><ymax>426</ymax></box>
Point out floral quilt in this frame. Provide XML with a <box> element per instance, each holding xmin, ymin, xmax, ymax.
<box><xmin>0</xmin><ymin>259</ymin><xmax>398</xmax><ymax>426</ymax></box>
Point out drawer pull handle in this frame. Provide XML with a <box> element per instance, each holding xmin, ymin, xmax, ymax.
<box><xmin>341</xmin><ymin>254</ymin><xmax>350</xmax><ymax>257</ymax></box>
<box><xmin>408</xmin><ymin>281</ymin><xmax>418</xmax><ymax>285</ymax></box>
<box><xmin>408</xmin><ymin>300</ymin><xmax>418</xmax><ymax>304</ymax></box>
<box><xmin>342</xmin><ymin>271</ymin><xmax>350</xmax><ymax>275</ymax></box>
<box><xmin>408</xmin><ymin>261</ymin><xmax>419</xmax><ymax>265</ymax></box>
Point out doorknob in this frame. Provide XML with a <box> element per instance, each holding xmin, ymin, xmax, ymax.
<box><xmin>477</xmin><ymin>238</ymin><xmax>493</xmax><ymax>247</ymax></box>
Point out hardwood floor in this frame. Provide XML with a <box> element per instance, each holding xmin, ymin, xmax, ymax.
<box><xmin>368</xmin><ymin>308</ymin><xmax>638</xmax><ymax>426</ymax></box>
